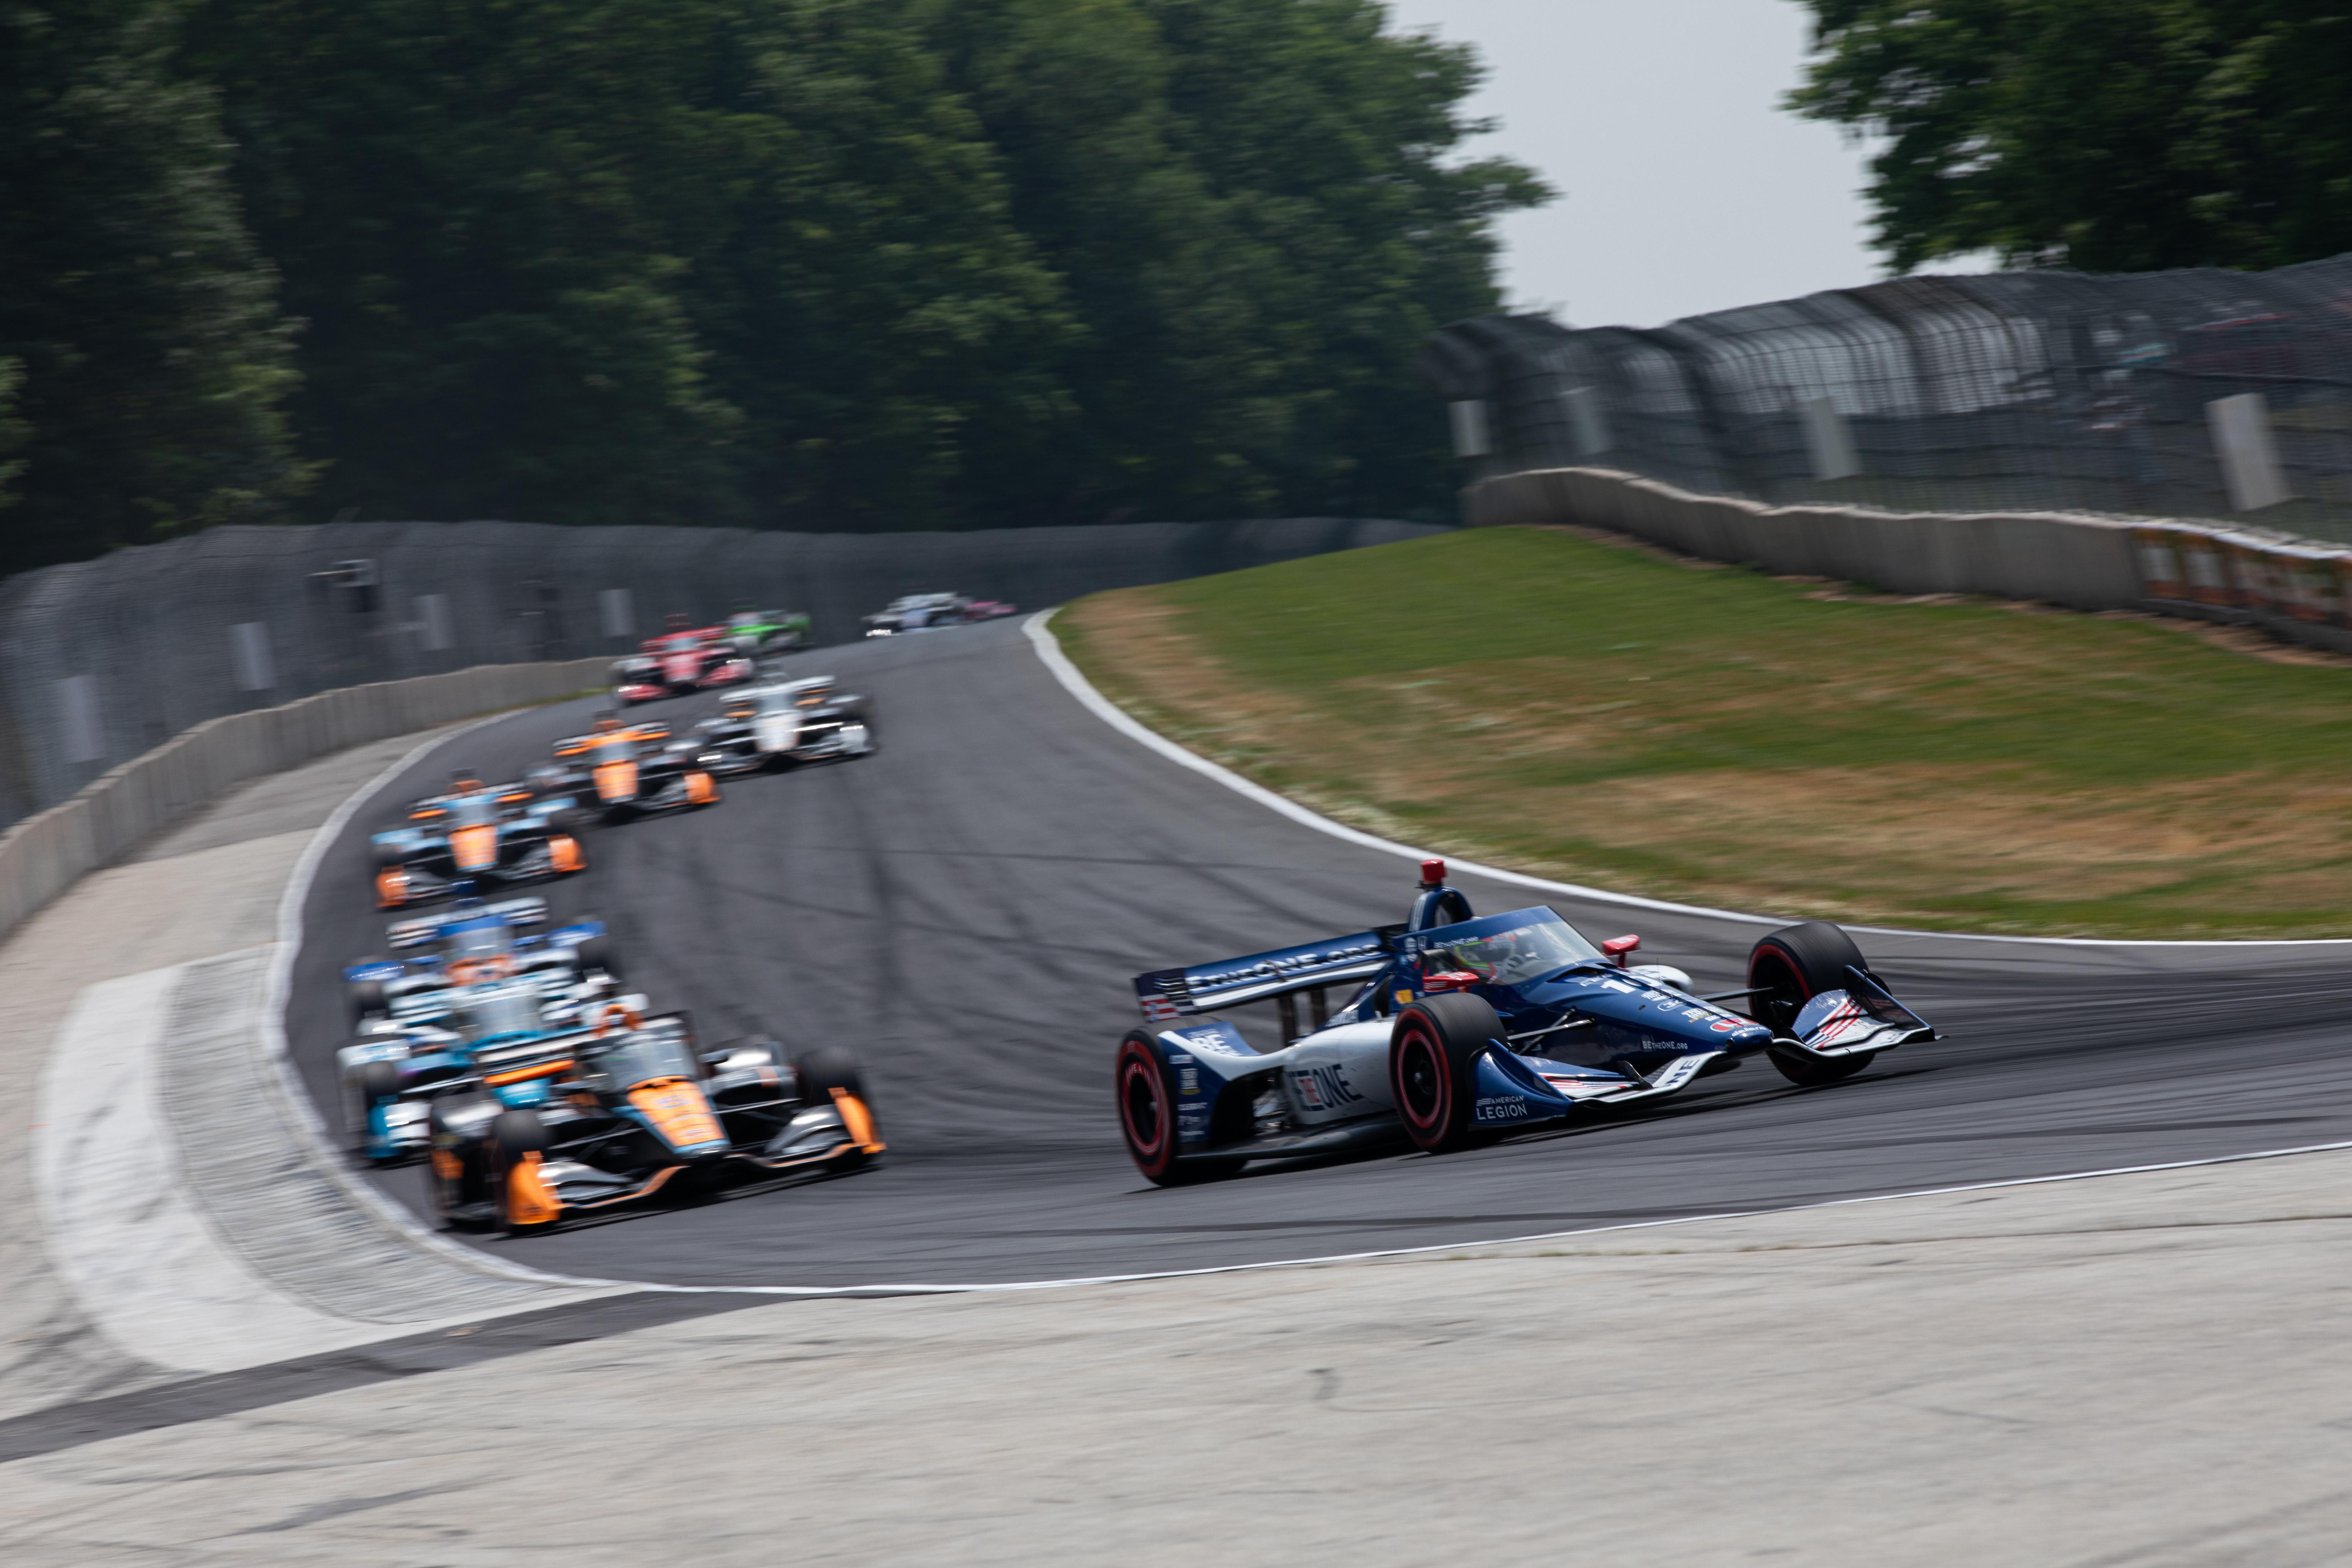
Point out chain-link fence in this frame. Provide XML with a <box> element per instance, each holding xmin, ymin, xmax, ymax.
<box><xmin>1420</xmin><ymin>253</ymin><xmax>2352</xmax><ymax>545</ymax></box>
<box><xmin>0</xmin><ymin>516</ymin><xmax>1439</xmax><ymax>832</ymax></box>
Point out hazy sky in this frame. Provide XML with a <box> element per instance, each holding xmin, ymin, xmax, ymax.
<box><xmin>1380</xmin><ymin>0</ymin><xmax>1981</xmax><ymax>329</ymax></box>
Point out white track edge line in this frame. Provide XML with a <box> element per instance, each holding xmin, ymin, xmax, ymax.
<box><xmin>1020</xmin><ymin>608</ymin><xmax>2352</xmax><ymax>949</ymax></box>
<box><xmin>261</xmin><ymin>709</ymin><xmax>632</xmax><ymax>1295</ymax></box>
<box><xmin>239</xmin><ymin>629</ymin><xmax>2352</xmax><ymax>1315</ymax></box>
<box><xmin>386</xmin><ymin>1136</ymin><xmax>2352</xmax><ymax>1300</ymax></box>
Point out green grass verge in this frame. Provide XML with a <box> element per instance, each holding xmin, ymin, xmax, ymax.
<box><xmin>1056</xmin><ymin>526</ymin><xmax>2352</xmax><ymax>939</ymax></box>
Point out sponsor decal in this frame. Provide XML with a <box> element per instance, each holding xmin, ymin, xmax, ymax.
<box><xmin>1651</xmin><ymin>1056</ymin><xmax>1706</xmax><ymax>1089</ymax></box>
<box><xmin>1710</xmin><ymin>1019</ymin><xmax>1738</xmax><ymax>1033</ymax></box>
<box><xmin>1291</xmin><ymin>1063</ymin><xmax>1365</xmax><ymax>1111</ymax></box>
<box><xmin>1140</xmin><ymin>997</ymin><xmax>1181</xmax><ymax>1024</ymax></box>
<box><xmin>1178</xmin><ymin>1033</ymin><xmax>1251</xmax><ymax>1056</ymax></box>
<box><xmin>1178</xmin><ymin>1068</ymin><xmax>1201</xmax><ymax>1096</ymax></box>
<box><xmin>1601</xmin><ymin>979</ymin><xmax>1635</xmax><ymax>994</ymax></box>
<box><xmin>1474</xmin><ymin>1095</ymin><xmax>1531</xmax><ymax>1121</ymax></box>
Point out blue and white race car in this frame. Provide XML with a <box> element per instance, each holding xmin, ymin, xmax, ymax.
<box><xmin>1114</xmin><ymin>860</ymin><xmax>1935</xmax><ymax>1185</ymax></box>
<box><xmin>336</xmin><ymin>897</ymin><xmax>626</xmax><ymax>1162</ymax></box>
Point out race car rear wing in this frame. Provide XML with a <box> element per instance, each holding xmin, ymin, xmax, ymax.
<box><xmin>1133</xmin><ymin>926</ymin><xmax>1401</xmax><ymax>1024</ymax></box>
<box><xmin>386</xmin><ymin>896</ymin><xmax>549</xmax><ymax>951</ymax></box>
<box><xmin>462</xmin><ymin>1009</ymin><xmax>696</xmax><ymax>1089</ymax></box>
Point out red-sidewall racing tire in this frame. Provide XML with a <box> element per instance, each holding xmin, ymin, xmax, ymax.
<box><xmin>1749</xmin><ymin>921</ymin><xmax>1879</xmax><ymax>1087</ymax></box>
<box><xmin>1388</xmin><ymin>993</ymin><xmax>1506</xmax><ymax>1154</ymax></box>
<box><xmin>1114</xmin><ymin>1031</ymin><xmax>1237</xmax><ymax>1187</ymax></box>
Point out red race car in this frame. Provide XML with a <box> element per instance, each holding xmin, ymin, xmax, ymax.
<box><xmin>612</xmin><ymin>616</ymin><xmax>755</xmax><ymax>704</ymax></box>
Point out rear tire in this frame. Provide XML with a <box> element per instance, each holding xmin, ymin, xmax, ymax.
<box><xmin>1114</xmin><ymin>1031</ymin><xmax>1237</xmax><ymax>1186</ymax></box>
<box><xmin>574</xmin><ymin>934</ymin><xmax>619</xmax><ymax>981</ymax></box>
<box><xmin>424</xmin><ymin>1098</ymin><xmax>483</xmax><ymax>1229</ymax></box>
<box><xmin>1389</xmin><ymin>994</ymin><xmax>1504</xmax><ymax>1153</ymax></box>
<box><xmin>1749</xmin><ymin>921</ymin><xmax>1878</xmax><ymax>1086</ymax></box>
<box><xmin>348</xmin><ymin>975</ymin><xmax>388</xmax><ymax>1026</ymax></box>
<box><xmin>358</xmin><ymin>1059</ymin><xmax>401</xmax><ymax>1104</ymax></box>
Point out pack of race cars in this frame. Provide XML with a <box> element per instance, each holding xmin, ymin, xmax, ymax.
<box><xmin>331</xmin><ymin>588</ymin><xmax>1934</xmax><ymax>1240</ymax></box>
<box><xmin>340</xmin><ymin>627</ymin><xmax>883</xmax><ymax>1236</ymax></box>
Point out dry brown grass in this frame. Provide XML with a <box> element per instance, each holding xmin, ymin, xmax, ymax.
<box><xmin>1057</xmin><ymin>527</ymin><xmax>2352</xmax><ymax>936</ymax></box>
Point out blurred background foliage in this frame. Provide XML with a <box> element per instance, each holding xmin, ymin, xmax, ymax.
<box><xmin>1792</xmin><ymin>0</ymin><xmax>2352</xmax><ymax>275</ymax></box>
<box><xmin>0</xmin><ymin>0</ymin><xmax>1544</xmax><ymax>573</ymax></box>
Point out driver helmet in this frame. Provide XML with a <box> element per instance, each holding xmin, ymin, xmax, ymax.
<box><xmin>1440</xmin><ymin>942</ymin><xmax>1499</xmax><ymax>982</ymax></box>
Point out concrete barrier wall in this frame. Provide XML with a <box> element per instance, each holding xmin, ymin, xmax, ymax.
<box><xmin>0</xmin><ymin>516</ymin><xmax>1444</xmax><ymax>827</ymax></box>
<box><xmin>1466</xmin><ymin>467</ymin><xmax>2352</xmax><ymax>653</ymax></box>
<box><xmin>0</xmin><ymin>656</ymin><xmax>608</xmax><ymax>944</ymax></box>
<box><xmin>1467</xmin><ymin>467</ymin><xmax>2148</xmax><ymax>609</ymax></box>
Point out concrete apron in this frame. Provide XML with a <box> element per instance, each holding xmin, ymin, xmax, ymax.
<box><xmin>0</xmin><ymin>1148</ymin><xmax>2345</xmax><ymax>1565</ymax></box>
<box><xmin>0</xmin><ymin>726</ymin><xmax>604</xmax><ymax>1418</ymax></box>
<box><xmin>2</xmin><ymin>673</ymin><xmax>2349</xmax><ymax>1560</ymax></box>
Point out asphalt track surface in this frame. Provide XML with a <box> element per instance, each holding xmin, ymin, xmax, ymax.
<box><xmin>289</xmin><ymin>617</ymin><xmax>2352</xmax><ymax>1288</ymax></box>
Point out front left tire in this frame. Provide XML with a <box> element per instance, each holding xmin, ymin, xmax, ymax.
<box><xmin>1750</xmin><ymin>921</ymin><xmax>1879</xmax><ymax>1086</ymax></box>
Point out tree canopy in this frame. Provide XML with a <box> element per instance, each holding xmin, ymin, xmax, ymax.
<box><xmin>0</xmin><ymin>0</ymin><xmax>1542</xmax><ymax>571</ymax></box>
<box><xmin>1790</xmin><ymin>1</ymin><xmax>2352</xmax><ymax>275</ymax></box>
<box><xmin>0</xmin><ymin>0</ymin><xmax>313</xmax><ymax>576</ymax></box>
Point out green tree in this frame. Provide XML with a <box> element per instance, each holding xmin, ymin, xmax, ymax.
<box><xmin>0</xmin><ymin>359</ymin><xmax>27</xmax><ymax>514</ymax></box>
<box><xmin>0</xmin><ymin>0</ymin><xmax>310</xmax><ymax>576</ymax></box>
<box><xmin>180</xmin><ymin>0</ymin><xmax>1538</xmax><ymax>532</ymax></box>
<box><xmin>939</xmin><ymin>0</ymin><xmax>1544</xmax><ymax>524</ymax></box>
<box><xmin>190</xmin><ymin>0</ymin><xmax>1076</xmax><ymax>530</ymax></box>
<box><xmin>1789</xmin><ymin>1</ymin><xmax>2352</xmax><ymax>274</ymax></box>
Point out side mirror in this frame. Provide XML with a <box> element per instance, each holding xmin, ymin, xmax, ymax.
<box><xmin>1421</xmin><ymin>971</ymin><xmax>1484</xmax><ymax>994</ymax></box>
<box><xmin>1601</xmin><ymin>934</ymin><xmax>1641</xmax><ymax>968</ymax></box>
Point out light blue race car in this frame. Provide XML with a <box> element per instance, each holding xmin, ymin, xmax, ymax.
<box><xmin>336</xmin><ymin>897</ymin><xmax>623</xmax><ymax>1163</ymax></box>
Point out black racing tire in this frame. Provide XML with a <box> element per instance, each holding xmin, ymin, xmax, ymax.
<box><xmin>423</xmin><ymin>1148</ymin><xmax>459</xmax><ymax>1229</ymax></box>
<box><xmin>794</xmin><ymin>1045</ymin><xmax>867</xmax><ymax>1103</ymax></box>
<box><xmin>574</xmin><ymin>934</ymin><xmax>619</xmax><ymax>981</ymax></box>
<box><xmin>1749</xmin><ymin>921</ymin><xmax>1879</xmax><ymax>1086</ymax></box>
<box><xmin>348</xmin><ymin>976</ymin><xmax>388</xmax><ymax>1025</ymax></box>
<box><xmin>1114</xmin><ymin>1031</ymin><xmax>1238</xmax><ymax>1186</ymax></box>
<box><xmin>358</xmin><ymin>1060</ymin><xmax>401</xmax><ymax>1104</ymax></box>
<box><xmin>423</xmin><ymin>1098</ymin><xmax>482</xmax><ymax>1230</ymax></box>
<box><xmin>490</xmin><ymin>1109</ymin><xmax>555</xmax><ymax>1237</ymax></box>
<box><xmin>1389</xmin><ymin>993</ymin><xmax>1504</xmax><ymax>1153</ymax></box>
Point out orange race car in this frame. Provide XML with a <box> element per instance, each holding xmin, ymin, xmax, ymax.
<box><xmin>534</xmin><ymin>713</ymin><xmax>722</xmax><ymax>823</ymax></box>
<box><xmin>369</xmin><ymin>773</ymin><xmax>588</xmax><ymax>909</ymax></box>
<box><xmin>422</xmin><ymin>1004</ymin><xmax>883</xmax><ymax>1237</ymax></box>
